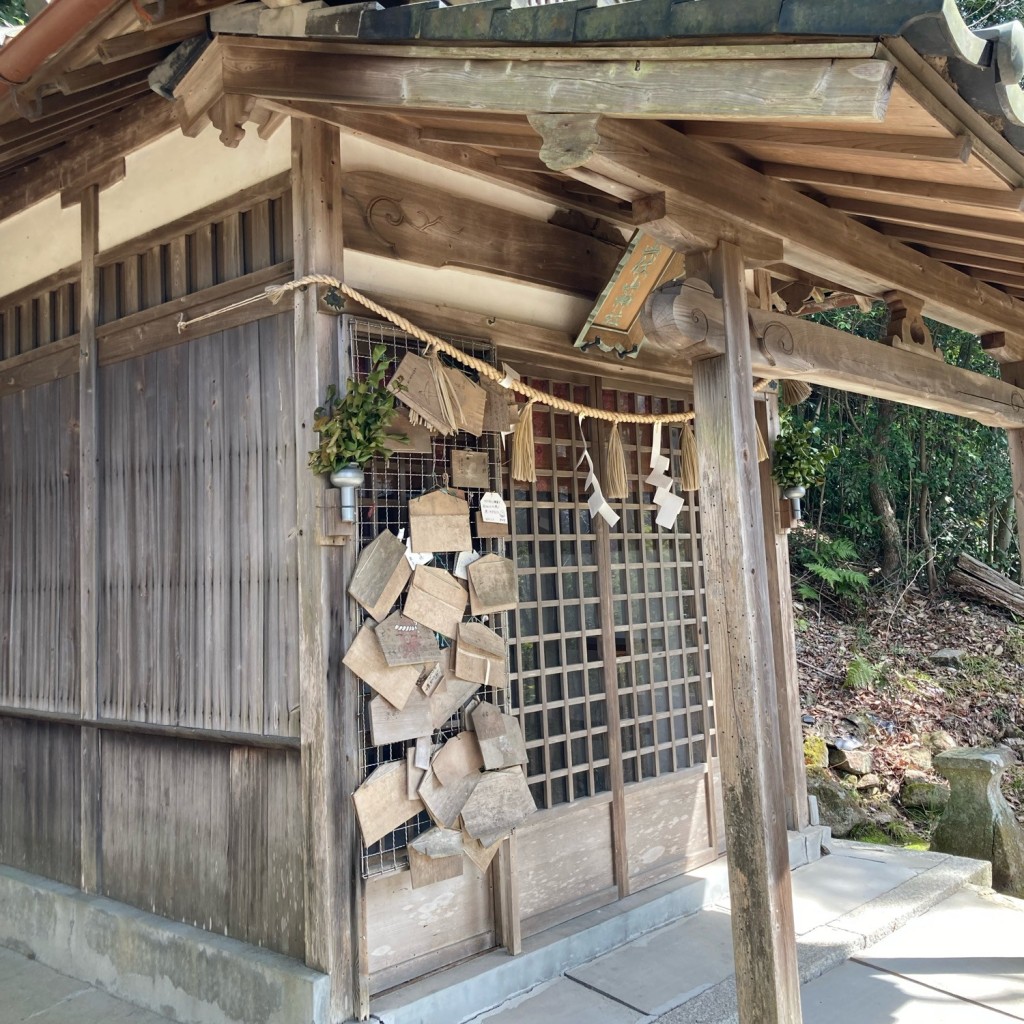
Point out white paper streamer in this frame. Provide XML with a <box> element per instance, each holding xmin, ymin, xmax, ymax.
<box><xmin>646</xmin><ymin>421</ymin><xmax>684</xmax><ymax>529</ymax></box>
<box><xmin>577</xmin><ymin>415</ymin><xmax>619</xmax><ymax>527</ymax></box>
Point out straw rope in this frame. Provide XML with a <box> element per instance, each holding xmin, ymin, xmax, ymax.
<box><xmin>177</xmin><ymin>273</ymin><xmax>777</xmax><ymax>424</ymax></box>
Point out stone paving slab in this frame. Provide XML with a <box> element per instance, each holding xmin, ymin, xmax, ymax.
<box><xmin>566</xmin><ymin>909</ymin><xmax>734</xmax><ymax>1017</ymax></box>
<box><xmin>0</xmin><ymin>947</ymin><xmax>175</xmax><ymax>1024</ymax></box>
<box><xmin>474</xmin><ymin>977</ymin><xmax>649</xmax><ymax>1024</ymax></box>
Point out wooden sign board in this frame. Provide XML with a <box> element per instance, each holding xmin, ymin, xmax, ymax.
<box><xmin>369</xmin><ymin>688</ymin><xmax>434</xmax><ymax>746</ymax></box>
<box><xmin>419</xmin><ymin>765</ymin><xmax>480</xmax><ymax>829</ymax></box>
<box><xmin>343</xmin><ymin>624</ymin><xmax>420</xmax><ymax>710</ymax></box>
<box><xmin>408</xmin><ymin>827</ymin><xmax>464</xmax><ymax>889</ymax></box>
<box><xmin>444</xmin><ymin>367</ymin><xmax>487</xmax><ymax>437</ymax></box>
<box><xmin>353</xmin><ymin>760</ymin><xmax>424</xmax><ymax>848</ymax></box>
<box><xmin>348</xmin><ymin>530</ymin><xmax>411</xmax><ymax>623</ymax></box>
<box><xmin>375</xmin><ymin>611</ymin><xmax>439</xmax><ymax>667</ymax></box>
<box><xmin>409</xmin><ymin>489</ymin><xmax>472</xmax><ymax>554</ymax></box>
<box><xmin>451</xmin><ymin>449</ymin><xmax>490</xmax><ymax>490</ymax></box>
<box><xmin>472</xmin><ymin>701</ymin><xmax>528</xmax><ymax>771</ymax></box>
<box><xmin>387</xmin><ymin>412</ymin><xmax>434</xmax><ymax>455</ymax></box>
<box><xmin>404</xmin><ymin>565</ymin><xmax>468</xmax><ymax>639</ymax></box>
<box><xmin>456</xmin><ymin>622</ymin><xmax>508</xmax><ymax>689</ymax></box>
<box><xmin>467</xmin><ymin>553</ymin><xmax>517</xmax><ymax>615</ymax></box>
<box><xmin>460</xmin><ymin>767</ymin><xmax>536</xmax><ymax>847</ymax></box>
<box><xmin>431</xmin><ymin>731</ymin><xmax>484</xmax><ymax>788</ymax></box>
<box><xmin>389</xmin><ymin>351</ymin><xmax>455</xmax><ymax>435</ymax></box>
<box><xmin>475</xmin><ymin>512</ymin><xmax>509</xmax><ymax>540</ymax></box>
<box><xmin>482</xmin><ymin>377</ymin><xmax>518</xmax><ymax>434</ymax></box>
<box><xmin>574</xmin><ymin>231</ymin><xmax>686</xmax><ymax>358</ymax></box>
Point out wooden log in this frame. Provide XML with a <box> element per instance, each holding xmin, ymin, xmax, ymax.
<box><xmin>692</xmin><ymin>242</ymin><xmax>801</xmax><ymax>1024</ymax></box>
<box><xmin>948</xmin><ymin>553</ymin><xmax>1024</xmax><ymax>616</ymax></box>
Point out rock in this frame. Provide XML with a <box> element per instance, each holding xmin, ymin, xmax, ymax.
<box><xmin>803</xmin><ymin>734</ymin><xmax>828</xmax><ymax>769</ymax></box>
<box><xmin>801</xmin><ymin>714</ymin><xmax>816</xmax><ymax>726</ymax></box>
<box><xmin>840</xmin><ymin>714</ymin><xmax>875</xmax><ymax>740</ymax></box>
<box><xmin>924</xmin><ymin>730</ymin><xmax>957</xmax><ymax>755</ymax></box>
<box><xmin>829</xmin><ymin>746</ymin><xmax>873</xmax><ymax>776</ymax></box>
<box><xmin>932</xmin><ymin>747</ymin><xmax>1024</xmax><ymax>899</ymax></box>
<box><xmin>901</xmin><ymin>778</ymin><xmax>949</xmax><ymax>812</ymax></box>
<box><xmin>930</xmin><ymin>648</ymin><xmax>966</xmax><ymax>667</ymax></box>
<box><xmin>834</xmin><ymin>735</ymin><xmax>863</xmax><ymax>751</ymax></box>
<box><xmin>856</xmin><ymin>773</ymin><xmax>882</xmax><ymax>791</ymax></box>
<box><xmin>901</xmin><ymin>745</ymin><xmax>933</xmax><ymax>771</ymax></box>
<box><xmin>806</xmin><ymin>768</ymin><xmax>868</xmax><ymax>838</ymax></box>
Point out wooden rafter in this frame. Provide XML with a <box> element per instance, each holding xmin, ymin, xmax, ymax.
<box><xmin>825</xmin><ymin>196</ymin><xmax>1024</xmax><ymax>243</ymax></box>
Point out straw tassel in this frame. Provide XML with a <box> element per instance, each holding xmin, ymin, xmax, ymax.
<box><xmin>679</xmin><ymin>421</ymin><xmax>700</xmax><ymax>491</ymax></box>
<box><xmin>427</xmin><ymin>349</ymin><xmax>461</xmax><ymax>434</ymax></box>
<box><xmin>755</xmin><ymin>422</ymin><xmax>769</xmax><ymax>462</ymax></box>
<box><xmin>511</xmin><ymin>400</ymin><xmax>537</xmax><ymax>483</ymax></box>
<box><xmin>780</xmin><ymin>378</ymin><xmax>813</xmax><ymax>406</ymax></box>
<box><xmin>604</xmin><ymin>423</ymin><xmax>628</xmax><ymax>500</ymax></box>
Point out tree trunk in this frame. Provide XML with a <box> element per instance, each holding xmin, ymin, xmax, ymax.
<box><xmin>870</xmin><ymin>399</ymin><xmax>903</xmax><ymax>578</ymax></box>
<box><xmin>918</xmin><ymin>412</ymin><xmax>938</xmax><ymax>594</ymax></box>
<box><xmin>995</xmin><ymin>496</ymin><xmax>1014</xmax><ymax>554</ymax></box>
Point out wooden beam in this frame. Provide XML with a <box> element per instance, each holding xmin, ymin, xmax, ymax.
<box><xmin>966</xmin><ymin>267</ymin><xmax>1024</xmax><ymax>289</ymax></box>
<box><xmin>826</xmin><ymin>196</ymin><xmax>1024</xmax><ymax>244</ymax></box>
<box><xmin>537</xmin><ymin>116</ymin><xmax>1024</xmax><ymax>355</ymax></box>
<box><xmin>922</xmin><ymin>248</ymin><xmax>1024</xmax><ymax>277</ymax></box>
<box><xmin>762</xmin><ymin>162</ymin><xmax>1024</xmax><ymax>212</ymax></box>
<box><xmin>98</xmin><ymin>16</ymin><xmax>208</xmax><ymax>62</ymax></box>
<box><xmin>756</xmin><ymin>396</ymin><xmax>809</xmax><ymax>833</ymax></box>
<box><xmin>0</xmin><ymin>95</ymin><xmax>177</xmax><ymax>223</ymax></box>
<box><xmin>291</xmin><ymin>118</ymin><xmax>366</xmax><ymax>1021</ymax></box>
<box><xmin>419</xmin><ymin>127</ymin><xmax>542</xmax><ymax>152</ymax></box>
<box><xmin>57</xmin><ymin>50</ymin><xmax>169</xmax><ymax>95</ymax></box>
<box><xmin>142</xmin><ymin>0</ymin><xmax>239</xmax><ymax>28</ymax></box>
<box><xmin>214</xmin><ymin>37</ymin><xmax>896</xmax><ymax>121</ymax></box>
<box><xmin>79</xmin><ymin>184</ymin><xmax>101</xmax><ymax>895</ymax></box>
<box><xmin>693</xmin><ymin>241</ymin><xmax>801</xmax><ymax>1024</ymax></box>
<box><xmin>681</xmin><ymin>122</ymin><xmax>971</xmax><ymax>164</ymax></box>
<box><xmin>641</xmin><ymin>281</ymin><xmax>1024</xmax><ymax>428</ymax></box>
<box><xmin>877</xmin><ymin>223</ymin><xmax>1024</xmax><ymax>261</ymax></box>
<box><xmin>340</xmin><ymin>170</ymin><xmax>621</xmax><ymax>296</ymax></box>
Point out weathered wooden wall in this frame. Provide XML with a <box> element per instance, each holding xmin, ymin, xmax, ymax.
<box><xmin>0</xmin><ymin>183</ymin><xmax>307</xmax><ymax>959</ymax></box>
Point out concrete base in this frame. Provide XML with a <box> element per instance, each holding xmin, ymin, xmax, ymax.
<box><xmin>371</xmin><ymin>826</ymin><xmax>829</xmax><ymax>1024</ymax></box>
<box><xmin>0</xmin><ymin>866</ymin><xmax>328</xmax><ymax>1024</ymax></box>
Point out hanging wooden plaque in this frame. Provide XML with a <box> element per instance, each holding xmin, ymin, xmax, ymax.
<box><xmin>431</xmin><ymin>732</ymin><xmax>484</xmax><ymax>788</ymax></box>
<box><xmin>451</xmin><ymin>449</ymin><xmax>490</xmax><ymax>490</ymax></box>
<box><xmin>375</xmin><ymin>611</ymin><xmax>439</xmax><ymax>667</ymax></box>
<box><xmin>387</xmin><ymin>412</ymin><xmax>434</xmax><ymax>455</ymax></box>
<box><xmin>472</xmin><ymin>701</ymin><xmax>528</xmax><ymax>771</ymax></box>
<box><xmin>481</xmin><ymin>376</ymin><xmax>518</xmax><ymax>434</ymax></box>
<box><xmin>369</xmin><ymin>688</ymin><xmax>434</xmax><ymax>746</ymax></box>
<box><xmin>408</xmin><ymin>828</ymin><xmax>464</xmax><ymax>889</ymax></box>
<box><xmin>455</xmin><ymin>622</ymin><xmax>508</xmax><ymax>689</ymax></box>
<box><xmin>463</xmin><ymin>833</ymin><xmax>502</xmax><ymax>872</ymax></box>
<box><xmin>430</xmin><ymin>675</ymin><xmax>481</xmax><ymax>730</ymax></box>
<box><xmin>475</xmin><ymin>512</ymin><xmax>510</xmax><ymax>540</ymax></box>
<box><xmin>444</xmin><ymin>367</ymin><xmax>487</xmax><ymax>436</ymax></box>
<box><xmin>408</xmin><ymin>489</ymin><xmax>472</xmax><ymax>554</ymax></box>
<box><xmin>459</xmin><ymin>766</ymin><xmax>536</xmax><ymax>847</ymax></box>
<box><xmin>404</xmin><ymin>565</ymin><xmax>468</xmax><ymax>639</ymax></box>
<box><xmin>353</xmin><ymin>760</ymin><xmax>424</xmax><ymax>848</ymax></box>
<box><xmin>343</xmin><ymin>623</ymin><xmax>420</xmax><ymax>710</ymax></box>
<box><xmin>348</xmin><ymin>530</ymin><xmax>411</xmax><ymax>623</ymax></box>
<box><xmin>418</xmin><ymin>764</ymin><xmax>480</xmax><ymax>829</ymax></box>
<box><xmin>388</xmin><ymin>351</ymin><xmax>455</xmax><ymax>435</ymax></box>
<box><xmin>466</xmin><ymin>553</ymin><xmax>517</xmax><ymax>616</ymax></box>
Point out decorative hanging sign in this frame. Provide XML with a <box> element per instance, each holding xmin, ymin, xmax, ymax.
<box><xmin>408</xmin><ymin>489</ymin><xmax>472</xmax><ymax>553</ymax></box>
<box><xmin>404</xmin><ymin>564</ymin><xmax>468</xmax><ymax>639</ymax></box>
<box><xmin>467</xmin><ymin>553</ymin><xmax>517</xmax><ymax>616</ymax></box>
<box><xmin>375</xmin><ymin>611</ymin><xmax>439</xmax><ymax>667</ymax></box>
<box><xmin>574</xmin><ymin>231</ymin><xmax>686</xmax><ymax>359</ymax></box>
<box><xmin>348</xmin><ymin>530</ymin><xmax>411</xmax><ymax>623</ymax></box>
<box><xmin>455</xmin><ymin>622</ymin><xmax>508</xmax><ymax>689</ymax></box>
<box><xmin>451</xmin><ymin>449</ymin><xmax>490</xmax><ymax>490</ymax></box>
<box><xmin>576</xmin><ymin>415</ymin><xmax>619</xmax><ymax>528</ymax></box>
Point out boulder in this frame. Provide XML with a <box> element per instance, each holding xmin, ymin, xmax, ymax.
<box><xmin>856</xmin><ymin>773</ymin><xmax>882</xmax><ymax>792</ymax></box>
<box><xmin>924</xmin><ymin>730</ymin><xmax>957</xmax><ymax>755</ymax></box>
<box><xmin>806</xmin><ymin>768</ymin><xmax>868</xmax><ymax>838</ymax></box>
<box><xmin>930</xmin><ymin>648</ymin><xmax>966</xmax><ymax>667</ymax></box>
<box><xmin>901</xmin><ymin>778</ymin><xmax>949</xmax><ymax>812</ymax></box>
<box><xmin>901</xmin><ymin>745</ymin><xmax>933</xmax><ymax>771</ymax></box>
<box><xmin>932</xmin><ymin>747</ymin><xmax>1024</xmax><ymax>898</ymax></box>
<box><xmin>829</xmin><ymin>746</ymin><xmax>873</xmax><ymax>776</ymax></box>
<box><xmin>803</xmin><ymin>734</ymin><xmax>828</xmax><ymax>769</ymax></box>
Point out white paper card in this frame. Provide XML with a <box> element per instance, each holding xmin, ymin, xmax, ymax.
<box><xmin>577</xmin><ymin>415</ymin><xmax>619</xmax><ymax>528</ymax></box>
<box><xmin>454</xmin><ymin>550</ymin><xmax>482</xmax><ymax>580</ymax></box>
<box><xmin>479</xmin><ymin>492</ymin><xmax>509</xmax><ymax>524</ymax></box>
<box><xmin>404</xmin><ymin>536</ymin><xmax>433</xmax><ymax>569</ymax></box>
<box><xmin>499</xmin><ymin>362</ymin><xmax>521</xmax><ymax>389</ymax></box>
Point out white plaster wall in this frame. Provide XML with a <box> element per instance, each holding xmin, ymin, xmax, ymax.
<box><xmin>0</xmin><ymin>195</ymin><xmax>80</xmax><ymax>300</ymax></box>
<box><xmin>98</xmin><ymin>120</ymin><xmax>292</xmax><ymax>251</ymax></box>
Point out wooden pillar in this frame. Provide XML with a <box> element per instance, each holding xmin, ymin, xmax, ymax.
<box><xmin>79</xmin><ymin>184</ymin><xmax>102</xmax><ymax>894</ymax></box>
<box><xmin>756</xmin><ymin>396</ymin><xmax>810</xmax><ymax>832</ymax></box>
<box><xmin>292</xmin><ymin>119</ymin><xmax>367</xmax><ymax>1020</ymax></box>
<box><xmin>1001</xmin><ymin>363</ymin><xmax>1024</xmax><ymax>582</ymax></box>
<box><xmin>692</xmin><ymin>241</ymin><xmax>802</xmax><ymax>1024</ymax></box>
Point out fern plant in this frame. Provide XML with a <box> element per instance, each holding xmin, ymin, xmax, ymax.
<box><xmin>793</xmin><ymin>535</ymin><xmax>871</xmax><ymax>607</ymax></box>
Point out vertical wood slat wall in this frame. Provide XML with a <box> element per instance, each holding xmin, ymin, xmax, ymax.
<box><xmin>0</xmin><ymin>189</ymin><xmax>306</xmax><ymax>957</ymax></box>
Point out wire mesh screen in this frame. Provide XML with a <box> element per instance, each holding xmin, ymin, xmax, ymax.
<box><xmin>343</xmin><ymin>315</ymin><xmax>509</xmax><ymax>879</ymax></box>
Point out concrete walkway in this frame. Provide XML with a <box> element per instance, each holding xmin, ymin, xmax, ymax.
<box><xmin>475</xmin><ymin>841</ymin><xmax>1024</xmax><ymax>1024</ymax></box>
<box><xmin>2</xmin><ymin>841</ymin><xmax>1020</xmax><ymax>1024</ymax></box>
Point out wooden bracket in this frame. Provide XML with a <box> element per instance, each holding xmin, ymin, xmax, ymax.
<box><xmin>208</xmin><ymin>94</ymin><xmax>256</xmax><ymax>148</ymax></box>
<box><xmin>317</xmin><ymin>284</ymin><xmax>351</xmax><ymax>316</ymax></box>
<box><xmin>318</xmin><ymin>488</ymin><xmax>355</xmax><ymax>545</ymax></box>
<box><xmin>883</xmin><ymin>291</ymin><xmax>942</xmax><ymax>361</ymax></box>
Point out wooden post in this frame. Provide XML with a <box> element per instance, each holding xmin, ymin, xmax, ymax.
<box><xmin>79</xmin><ymin>184</ymin><xmax>102</xmax><ymax>894</ymax></box>
<box><xmin>1000</xmin><ymin>364</ymin><xmax>1024</xmax><ymax>583</ymax></box>
<box><xmin>292</xmin><ymin>119</ymin><xmax>367</xmax><ymax>1020</ymax></box>
<box><xmin>756</xmin><ymin>397</ymin><xmax>810</xmax><ymax>832</ymax></box>
<box><xmin>692</xmin><ymin>241</ymin><xmax>802</xmax><ymax>1024</ymax></box>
